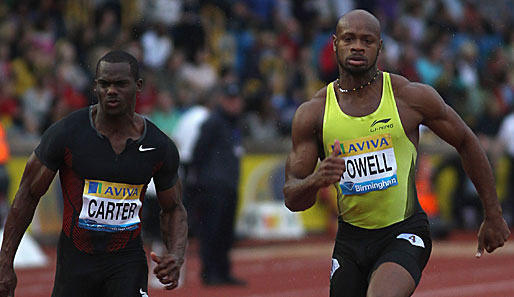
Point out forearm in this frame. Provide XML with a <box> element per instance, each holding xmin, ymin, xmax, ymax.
<box><xmin>159</xmin><ymin>204</ymin><xmax>188</xmax><ymax>261</ymax></box>
<box><xmin>457</xmin><ymin>136</ymin><xmax>502</xmax><ymax>217</ymax></box>
<box><xmin>283</xmin><ymin>174</ymin><xmax>321</xmax><ymax>212</ymax></box>
<box><xmin>0</xmin><ymin>190</ymin><xmax>41</xmax><ymax>264</ymax></box>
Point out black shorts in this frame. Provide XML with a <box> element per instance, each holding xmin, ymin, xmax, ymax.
<box><xmin>51</xmin><ymin>232</ymin><xmax>149</xmax><ymax>297</ymax></box>
<box><xmin>330</xmin><ymin>212</ymin><xmax>432</xmax><ymax>297</ymax></box>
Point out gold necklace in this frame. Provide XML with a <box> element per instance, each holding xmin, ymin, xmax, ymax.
<box><xmin>337</xmin><ymin>70</ymin><xmax>380</xmax><ymax>93</ymax></box>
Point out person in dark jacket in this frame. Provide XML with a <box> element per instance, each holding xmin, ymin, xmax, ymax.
<box><xmin>190</xmin><ymin>82</ymin><xmax>246</xmax><ymax>286</ymax></box>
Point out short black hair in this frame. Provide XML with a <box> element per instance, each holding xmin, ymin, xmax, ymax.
<box><xmin>96</xmin><ymin>50</ymin><xmax>140</xmax><ymax>80</ymax></box>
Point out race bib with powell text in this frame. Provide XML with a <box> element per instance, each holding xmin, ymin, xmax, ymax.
<box><xmin>331</xmin><ymin>134</ymin><xmax>398</xmax><ymax>195</ymax></box>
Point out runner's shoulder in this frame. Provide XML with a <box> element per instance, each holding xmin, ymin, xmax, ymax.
<box><xmin>295</xmin><ymin>85</ymin><xmax>327</xmax><ymax>118</ymax></box>
<box><xmin>389</xmin><ymin>73</ymin><xmax>446</xmax><ymax>119</ymax></box>
<box><xmin>43</xmin><ymin>106</ymin><xmax>89</xmax><ymax>137</ymax></box>
<box><xmin>389</xmin><ymin>73</ymin><xmax>438</xmax><ymax>100</ymax></box>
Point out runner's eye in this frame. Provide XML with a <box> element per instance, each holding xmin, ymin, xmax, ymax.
<box><xmin>116</xmin><ymin>81</ymin><xmax>129</xmax><ymax>87</ymax></box>
<box><xmin>98</xmin><ymin>81</ymin><xmax>109</xmax><ymax>88</ymax></box>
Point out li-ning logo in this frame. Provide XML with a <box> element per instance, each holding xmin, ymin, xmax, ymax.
<box><xmin>370</xmin><ymin>118</ymin><xmax>393</xmax><ymax>132</ymax></box>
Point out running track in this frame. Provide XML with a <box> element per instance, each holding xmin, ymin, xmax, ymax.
<box><xmin>14</xmin><ymin>231</ymin><xmax>514</xmax><ymax>297</ymax></box>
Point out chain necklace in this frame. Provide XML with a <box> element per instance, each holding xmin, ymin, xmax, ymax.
<box><xmin>337</xmin><ymin>70</ymin><xmax>381</xmax><ymax>93</ymax></box>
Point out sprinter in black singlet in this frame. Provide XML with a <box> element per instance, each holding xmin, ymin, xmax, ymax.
<box><xmin>283</xmin><ymin>10</ymin><xmax>510</xmax><ymax>297</ymax></box>
<box><xmin>0</xmin><ymin>51</ymin><xmax>188</xmax><ymax>297</ymax></box>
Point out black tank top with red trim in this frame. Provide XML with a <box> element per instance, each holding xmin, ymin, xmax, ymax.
<box><xmin>35</xmin><ymin>106</ymin><xmax>179</xmax><ymax>254</ymax></box>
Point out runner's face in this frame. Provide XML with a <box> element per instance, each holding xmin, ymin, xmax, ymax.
<box><xmin>333</xmin><ymin>19</ymin><xmax>381</xmax><ymax>75</ymax></box>
<box><xmin>95</xmin><ymin>62</ymin><xmax>141</xmax><ymax>116</ymax></box>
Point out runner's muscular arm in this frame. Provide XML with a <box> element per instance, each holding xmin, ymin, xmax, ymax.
<box><xmin>283</xmin><ymin>100</ymin><xmax>345</xmax><ymax>211</ymax></box>
<box><xmin>0</xmin><ymin>153</ymin><xmax>56</xmax><ymax>297</ymax></box>
<box><xmin>152</xmin><ymin>180</ymin><xmax>187</xmax><ymax>290</ymax></box>
<box><xmin>405</xmin><ymin>83</ymin><xmax>510</xmax><ymax>255</ymax></box>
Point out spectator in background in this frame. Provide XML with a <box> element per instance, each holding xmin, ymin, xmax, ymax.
<box><xmin>242</xmin><ymin>0</ymin><xmax>277</xmax><ymax>27</ymax></box>
<box><xmin>0</xmin><ymin>44</ymin><xmax>12</xmax><ymax>84</ymax></box>
<box><xmin>0</xmin><ymin>122</ymin><xmax>9</xmax><ymax>228</ymax></box>
<box><xmin>155</xmin><ymin>50</ymin><xmax>186</xmax><ymax>106</ymax></box>
<box><xmin>54</xmin><ymin>40</ymin><xmax>90</xmax><ymax>93</ymax></box>
<box><xmin>135</xmin><ymin>71</ymin><xmax>159</xmax><ymax>115</ymax></box>
<box><xmin>399</xmin><ymin>1</ymin><xmax>426</xmax><ymax>45</ymax></box>
<box><xmin>180</xmin><ymin>48</ymin><xmax>218</xmax><ymax>93</ymax></box>
<box><xmin>426</xmin><ymin>0</ymin><xmax>459</xmax><ymax>36</ymax></box>
<box><xmin>0</xmin><ymin>79</ymin><xmax>21</xmax><ymax>128</ymax></box>
<box><xmin>21</xmin><ymin>71</ymin><xmax>54</xmax><ymax>136</ymax></box>
<box><xmin>482</xmin><ymin>48</ymin><xmax>513</xmax><ymax>116</ymax></box>
<box><xmin>94</xmin><ymin>4</ymin><xmax>120</xmax><ymax>48</ymax></box>
<box><xmin>189</xmin><ymin>83</ymin><xmax>246</xmax><ymax>286</ymax></box>
<box><xmin>49</xmin><ymin>40</ymin><xmax>90</xmax><ymax>126</ymax></box>
<box><xmin>396</xmin><ymin>44</ymin><xmax>420</xmax><ymax>82</ymax></box>
<box><xmin>143</xmin><ymin>0</ymin><xmax>183</xmax><ymax>27</ymax></box>
<box><xmin>455</xmin><ymin>41</ymin><xmax>479</xmax><ymax>90</ymax></box>
<box><xmin>173</xmin><ymin>91</ymin><xmax>213</xmax><ymax>238</ymax></box>
<box><xmin>415</xmin><ymin>41</ymin><xmax>445</xmax><ymax>86</ymax></box>
<box><xmin>0</xmin><ymin>44</ymin><xmax>21</xmax><ymax>126</ymax></box>
<box><xmin>11</xmin><ymin>46</ymin><xmax>37</xmax><ymax>99</ymax></box>
<box><xmin>243</xmin><ymin>89</ymin><xmax>279</xmax><ymax>141</ymax></box>
<box><xmin>141</xmin><ymin>23</ymin><xmax>173</xmax><ymax>70</ymax></box>
<box><xmin>149</xmin><ymin>89</ymin><xmax>182</xmax><ymax>137</ymax></box>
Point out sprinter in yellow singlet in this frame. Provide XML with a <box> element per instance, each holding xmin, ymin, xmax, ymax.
<box><xmin>283</xmin><ymin>9</ymin><xmax>510</xmax><ymax>297</ymax></box>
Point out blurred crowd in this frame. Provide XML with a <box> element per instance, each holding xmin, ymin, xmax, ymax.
<box><xmin>0</xmin><ymin>0</ymin><xmax>513</xmax><ymax>140</ymax></box>
<box><xmin>0</xmin><ymin>0</ymin><xmax>514</xmax><ymax>228</ymax></box>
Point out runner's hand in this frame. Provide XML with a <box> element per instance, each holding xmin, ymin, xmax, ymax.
<box><xmin>314</xmin><ymin>140</ymin><xmax>346</xmax><ymax>188</ymax></box>
<box><xmin>476</xmin><ymin>215</ymin><xmax>510</xmax><ymax>258</ymax></box>
<box><xmin>0</xmin><ymin>265</ymin><xmax>16</xmax><ymax>297</ymax></box>
<box><xmin>150</xmin><ymin>252</ymin><xmax>183</xmax><ymax>290</ymax></box>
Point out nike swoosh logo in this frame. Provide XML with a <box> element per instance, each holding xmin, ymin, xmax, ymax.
<box><xmin>139</xmin><ymin>145</ymin><xmax>156</xmax><ymax>152</ymax></box>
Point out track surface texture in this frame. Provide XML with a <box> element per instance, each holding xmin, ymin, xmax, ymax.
<box><xmin>13</xmin><ymin>230</ymin><xmax>514</xmax><ymax>297</ymax></box>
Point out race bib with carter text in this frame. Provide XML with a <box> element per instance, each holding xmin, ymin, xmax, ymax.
<box><xmin>78</xmin><ymin>179</ymin><xmax>143</xmax><ymax>232</ymax></box>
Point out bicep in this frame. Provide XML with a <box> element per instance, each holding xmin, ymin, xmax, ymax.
<box><xmin>19</xmin><ymin>153</ymin><xmax>57</xmax><ymax>198</ymax></box>
<box><xmin>285</xmin><ymin>104</ymin><xmax>321</xmax><ymax>180</ymax></box>
<box><xmin>153</xmin><ymin>140</ymin><xmax>180</xmax><ymax>191</ymax></box>
<box><xmin>417</xmin><ymin>85</ymin><xmax>473</xmax><ymax>150</ymax></box>
<box><xmin>156</xmin><ymin>179</ymin><xmax>183</xmax><ymax>212</ymax></box>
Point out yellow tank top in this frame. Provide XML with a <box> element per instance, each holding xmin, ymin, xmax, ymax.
<box><xmin>322</xmin><ymin>72</ymin><xmax>421</xmax><ymax>229</ymax></box>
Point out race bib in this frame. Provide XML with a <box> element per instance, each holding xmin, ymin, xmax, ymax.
<box><xmin>330</xmin><ymin>258</ymin><xmax>340</xmax><ymax>279</ymax></box>
<box><xmin>331</xmin><ymin>134</ymin><xmax>398</xmax><ymax>195</ymax></box>
<box><xmin>397</xmin><ymin>233</ymin><xmax>425</xmax><ymax>248</ymax></box>
<box><xmin>78</xmin><ymin>179</ymin><xmax>144</xmax><ymax>232</ymax></box>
